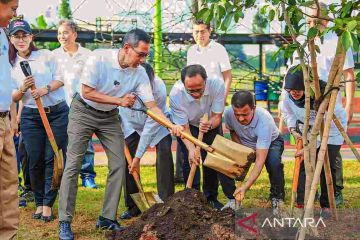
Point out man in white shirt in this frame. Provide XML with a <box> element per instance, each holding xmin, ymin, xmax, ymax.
<box><xmin>187</xmin><ymin>20</ymin><xmax>232</xmax><ymax>99</ymax></box>
<box><xmin>0</xmin><ymin>0</ymin><xmax>19</xmax><ymax>239</ymax></box>
<box><xmin>170</xmin><ymin>64</ymin><xmax>236</xmax><ymax>210</ymax></box>
<box><xmin>53</xmin><ymin>19</ymin><xmax>98</xmax><ymax>189</ymax></box>
<box><xmin>58</xmin><ymin>29</ymin><xmax>176</xmax><ymax>240</ymax></box>
<box><xmin>227</xmin><ymin>91</ymin><xmax>285</xmax><ymax>214</ymax></box>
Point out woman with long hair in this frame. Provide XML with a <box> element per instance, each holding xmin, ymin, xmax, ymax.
<box><xmin>10</xmin><ymin>19</ymin><xmax>68</xmax><ymax>222</ymax></box>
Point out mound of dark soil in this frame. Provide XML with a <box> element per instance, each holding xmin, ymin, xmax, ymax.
<box><xmin>107</xmin><ymin>188</ymin><xmax>240</xmax><ymax>240</ymax></box>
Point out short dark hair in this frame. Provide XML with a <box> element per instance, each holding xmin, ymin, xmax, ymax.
<box><xmin>122</xmin><ymin>28</ymin><xmax>150</xmax><ymax>48</ymax></box>
<box><xmin>58</xmin><ymin>19</ymin><xmax>77</xmax><ymax>32</ymax></box>
<box><xmin>193</xmin><ymin>20</ymin><xmax>210</xmax><ymax>30</ymax></box>
<box><xmin>231</xmin><ymin>90</ymin><xmax>255</xmax><ymax>109</ymax></box>
<box><xmin>181</xmin><ymin>64</ymin><xmax>207</xmax><ymax>83</ymax></box>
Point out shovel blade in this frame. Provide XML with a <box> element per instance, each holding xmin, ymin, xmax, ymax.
<box><xmin>51</xmin><ymin>149</ymin><xmax>64</xmax><ymax>190</ymax></box>
<box><xmin>130</xmin><ymin>192</ymin><xmax>163</xmax><ymax>212</ymax></box>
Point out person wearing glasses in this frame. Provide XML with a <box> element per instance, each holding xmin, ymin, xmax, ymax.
<box><xmin>10</xmin><ymin>19</ymin><xmax>69</xmax><ymax>223</ymax></box>
<box><xmin>118</xmin><ymin>63</ymin><xmax>174</xmax><ymax>220</ymax></box>
<box><xmin>58</xmin><ymin>29</ymin><xmax>178</xmax><ymax>240</ymax></box>
<box><xmin>170</xmin><ymin>64</ymin><xmax>236</xmax><ymax>211</ymax></box>
<box><xmin>228</xmin><ymin>90</ymin><xmax>285</xmax><ymax>215</ymax></box>
<box><xmin>281</xmin><ymin>66</ymin><xmax>347</xmax><ymax>217</ymax></box>
<box><xmin>52</xmin><ymin>19</ymin><xmax>98</xmax><ymax>189</ymax></box>
<box><xmin>0</xmin><ymin>0</ymin><xmax>19</xmax><ymax>238</ymax></box>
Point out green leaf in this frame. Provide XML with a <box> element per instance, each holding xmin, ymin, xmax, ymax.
<box><xmin>271</xmin><ymin>47</ymin><xmax>282</xmax><ymax>62</ymax></box>
<box><xmin>341</xmin><ymin>30</ymin><xmax>352</xmax><ymax>50</ymax></box>
<box><xmin>245</xmin><ymin>0</ymin><xmax>256</xmax><ymax>8</ymax></box>
<box><xmin>225</xmin><ymin>2</ymin><xmax>233</xmax><ymax>12</ymax></box>
<box><xmin>216</xmin><ymin>5</ymin><xmax>226</xmax><ymax>20</ymax></box>
<box><xmin>35</xmin><ymin>15</ymin><xmax>47</xmax><ymax>29</ymax></box>
<box><xmin>260</xmin><ymin>5</ymin><xmax>268</xmax><ymax>15</ymax></box>
<box><xmin>300</xmin><ymin>1</ymin><xmax>315</xmax><ymax>7</ymax></box>
<box><xmin>272</xmin><ymin>0</ymin><xmax>280</xmax><ymax>4</ymax></box>
<box><xmin>307</xmin><ymin>27</ymin><xmax>319</xmax><ymax>39</ymax></box>
<box><xmin>221</xmin><ymin>12</ymin><xmax>234</xmax><ymax>31</ymax></box>
<box><xmin>269</xmin><ymin>9</ymin><xmax>275</xmax><ymax>21</ymax></box>
<box><xmin>196</xmin><ymin>8</ymin><xmax>210</xmax><ymax>21</ymax></box>
<box><xmin>234</xmin><ymin>11</ymin><xmax>244</xmax><ymax>23</ymax></box>
<box><xmin>341</xmin><ymin>2</ymin><xmax>352</xmax><ymax>18</ymax></box>
<box><xmin>351</xmin><ymin>33</ymin><xmax>359</xmax><ymax>52</ymax></box>
<box><xmin>347</xmin><ymin>20</ymin><xmax>357</xmax><ymax>32</ymax></box>
<box><xmin>315</xmin><ymin>45</ymin><xmax>321</xmax><ymax>54</ymax></box>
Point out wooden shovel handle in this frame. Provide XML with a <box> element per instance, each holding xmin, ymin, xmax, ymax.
<box><xmin>146</xmin><ymin>109</ymin><xmax>214</xmax><ymax>152</ymax></box>
<box><xmin>124</xmin><ymin>143</ymin><xmax>144</xmax><ymax>193</ymax></box>
<box><xmin>30</xmin><ymin>85</ymin><xmax>60</xmax><ymax>155</ymax></box>
<box><xmin>186</xmin><ymin>114</ymin><xmax>208</xmax><ymax>188</ymax></box>
<box><xmin>292</xmin><ymin>138</ymin><xmax>303</xmax><ymax>192</ymax></box>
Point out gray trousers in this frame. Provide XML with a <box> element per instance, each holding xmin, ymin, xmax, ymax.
<box><xmin>58</xmin><ymin>97</ymin><xmax>125</xmax><ymax>222</ymax></box>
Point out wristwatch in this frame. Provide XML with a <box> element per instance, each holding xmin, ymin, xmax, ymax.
<box><xmin>45</xmin><ymin>84</ymin><xmax>51</xmax><ymax>94</ymax></box>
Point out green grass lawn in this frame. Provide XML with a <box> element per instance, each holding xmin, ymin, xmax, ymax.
<box><xmin>18</xmin><ymin>160</ymin><xmax>360</xmax><ymax>240</ymax></box>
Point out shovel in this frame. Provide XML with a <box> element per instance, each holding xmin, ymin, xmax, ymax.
<box><xmin>20</xmin><ymin>61</ymin><xmax>64</xmax><ymax>190</ymax></box>
<box><xmin>290</xmin><ymin>138</ymin><xmax>304</xmax><ymax>216</ymax></box>
<box><xmin>186</xmin><ymin>114</ymin><xmax>207</xmax><ymax>188</ymax></box>
<box><xmin>124</xmin><ymin>143</ymin><xmax>162</xmax><ymax>212</ymax></box>
<box><xmin>129</xmin><ymin>94</ymin><xmax>256</xmax><ymax>180</ymax></box>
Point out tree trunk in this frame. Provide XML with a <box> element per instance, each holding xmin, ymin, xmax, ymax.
<box><xmin>299</xmin><ymin>41</ymin><xmax>346</xmax><ymax>240</ymax></box>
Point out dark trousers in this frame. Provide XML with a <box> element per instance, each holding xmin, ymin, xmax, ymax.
<box><xmin>296</xmin><ymin>144</ymin><xmax>341</xmax><ymax>208</ymax></box>
<box><xmin>124</xmin><ymin>132</ymin><xmax>174</xmax><ymax>210</ymax></box>
<box><xmin>265</xmin><ymin>135</ymin><xmax>285</xmax><ymax>200</ymax></box>
<box><xmin>335</xmin><ymin>152</ymin><xmax>343</xmax><ymax>193</ymax></box>
<box><xmin>21</xmin><ymin>102</ymin><xmax>69</xmax><ymax>207</ymax></box>
<box><xmin>178</xmin><ymin>125</ymin><xmax>236</xmax><ymax>201</ymax></box>
<box><xmin>19</xmin><ymin>135</ymin><xmax>31</xmax><ymax>191</ymax></box>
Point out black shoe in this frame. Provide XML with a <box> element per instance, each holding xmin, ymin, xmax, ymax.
<box><xmin>96</xmin><ymin>216</ymin><xmax>125</xmax><ymax>231</ymax></box>
<box><xmin>320</xmin><ymin>208</ymin><xmax>332</xmax><ymax>219</ymax></box>
<box><xmin>32</xmin><ymin>212</ymin><xmax>42</xmax><ymax>220</ymax></box>
<box><xmin>20</xmin><ymin>190</ymin><xmax>35</xmax><ymax>202</ymax></box>
<box><xmin>120</xmin><ymin>208</ymin><xmax>141</xmax><ymax>220</ymax></box>
<box><xmin>41</xmin><ymin>214</ymin><xmax>55</xmax><ymax>222</ymax></box>
<box><xmin>208</xmin><ymin>200</ymin><xmax>224</xmax><ymax>211</ymax></box>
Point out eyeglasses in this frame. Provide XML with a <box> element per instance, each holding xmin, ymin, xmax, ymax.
<box><xmin>11</xmin><ymin>34</ymin><xmax>31</xmax><ymax>42</ymax></box>
<box><xmin>185</xmin><ymin>88</ymin><xmax>205</xmax><ymax>95</ymax></box>
<box><xmin>131</xmin><ymin>46</ymin><xmax>149</xmax><ymax>58</ymax></box>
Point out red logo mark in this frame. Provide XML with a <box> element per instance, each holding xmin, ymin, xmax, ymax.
<box><xmin>237</xmin><ymin>213</ymin><xmax>258</xmax><ymax>234</ymax></box>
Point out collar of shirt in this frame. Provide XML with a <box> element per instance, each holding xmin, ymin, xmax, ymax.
<box><xmin>16</xmin><ymin>50</ymin><xmax>39</xmax><ymax>63</ymax></box>
<box><xmin>184</xmin><ymin>79</ymin><xmax>210</xmax><ymax>102</ymax></box>
<box><xmin>196</xmin><ymin>39</ymin><xmax>214</xmax><ymax>53</ymax></box>
<box><xmin>59</xmin><ymin>43</ymin><xmax>84</xmax><ymax>58</ymax></box>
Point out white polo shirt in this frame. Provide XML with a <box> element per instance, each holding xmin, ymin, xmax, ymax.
<box><xmin>52</xmin><ymin>44</ymin><xmax>92</xmax><ymax>105</ymax></box>
<box><xmin>119</xmin><ymin>76</ymin><xmax>170</xmax><ymax>158</ymax></box>
<box><xmin>169</xmin><ymin>77</ymin><xmax>225</xmax><ymax>127</ymax></box>
<box><xmin>187</xmin><ymin>40</ymin><xmax>231</xmax><ymax>82</ymax></box>
<box><xmin>11</xmin><ymin>49</ymin><xmax>66</xmax><ymax>108</ymax></box>
<box><xmin>0</xmin><ymin>28</ymin><xmax>16</xmax><ymax>111</ymax></box>
<box><xmin>224</xmin><ymin>106</ymin><xmax>280</xmax><ymax>150</ymax></box>
<box><xmin>281</xmin><ymin>91</ymin><xmax>347</xmax><ymax>146</ymax></box>
<box><xmin>80</xmin><ymin>49</ymin><xmax>154</xmax><ymax>111</ymax></box>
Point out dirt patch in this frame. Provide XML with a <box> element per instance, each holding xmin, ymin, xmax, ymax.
<box><xmin>107</xmin><ymin>189</ymin><xmax>242</xmax><ymax>240</ymax></box>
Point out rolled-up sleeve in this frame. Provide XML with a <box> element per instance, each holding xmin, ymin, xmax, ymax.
<box><xmin>281</xmin><ymin>92</ymin><xmax>297</xmax><ymax>129</ymax></box>
<box><xmin>135</xmin><ymin>71</ymin><xmax>154</xmax><ymax>103</ymax></box>
<box><xmin>218</xmin><ymin>45</ymin><xmax>232</xmax><ymax>72</ymax></box>
<box><xmin>224</xmin><ymin>107</ymin><xmax>234</xmax><ymax>130</ymax></box>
